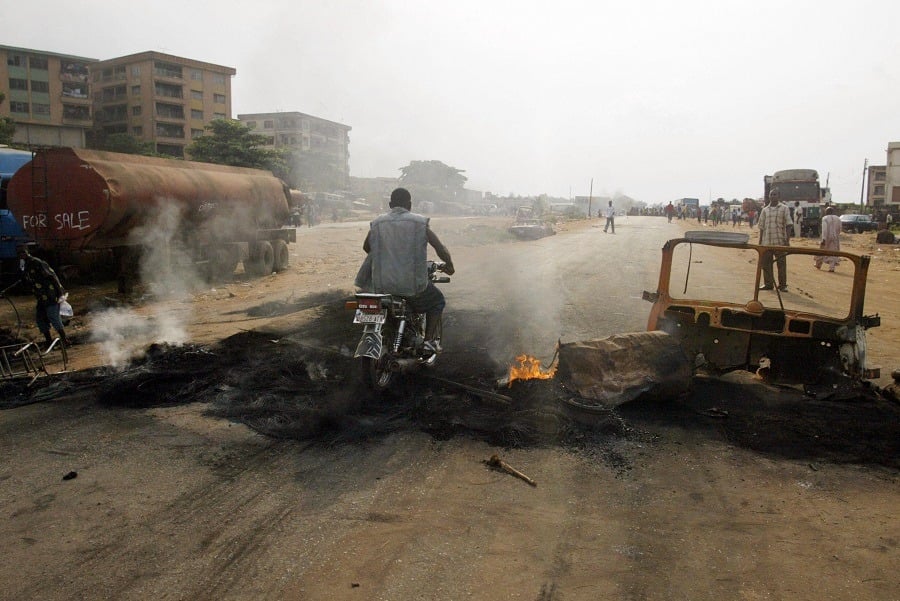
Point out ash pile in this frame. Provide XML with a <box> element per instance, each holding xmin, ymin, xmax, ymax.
<box><xmin>75</xmin><ymin>330</ymin><xmax>635</xmax><ymax>450</ymax></box>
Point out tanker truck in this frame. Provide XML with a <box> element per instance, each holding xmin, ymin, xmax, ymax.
<box><xmin>7</xmin><ymin>147</ymin><xmax>297</xmax><ymax>290</ymax></box>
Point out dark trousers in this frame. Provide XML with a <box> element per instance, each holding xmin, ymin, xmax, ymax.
<box><xmin>604</xmin><ymin>217</ymin><xmax>615</xmax><ymax>233</ymax></box>
<box><xmin>761</xmin><ymin>251</ymin><xmax>787</xmax><ymax>288</ymax></box>
<box><xmin>35</xmin><ymin>302</ymin><xmax>65</xmax><ymax>339</ymax></box>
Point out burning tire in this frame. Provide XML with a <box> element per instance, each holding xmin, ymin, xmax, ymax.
<box><xmin>272</xmin><ymin>239</ymin><xmax>290</xmax><ymax>272</ymax></box>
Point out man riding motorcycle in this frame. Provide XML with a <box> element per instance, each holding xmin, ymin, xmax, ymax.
<box><xmin>355</xmin><ymin>187</ymin><xmax>455</xmax><ymax>356</ymax></box>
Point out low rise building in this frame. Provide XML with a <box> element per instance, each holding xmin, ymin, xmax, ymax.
<box><xmin>237</xmin><ymin>111</ymin><xmax>351</xmax><ymax>192</ymax></box>
<box><xmin>0</xmin><ymin>45</ymin><xmax>96</xmax><ymax>147</ymax></box>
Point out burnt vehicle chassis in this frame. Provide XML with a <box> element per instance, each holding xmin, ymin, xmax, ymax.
<box><xmin>642</xmin><ymin>232</ymin><xmax>881</xmax><ymax>386</ymax></box>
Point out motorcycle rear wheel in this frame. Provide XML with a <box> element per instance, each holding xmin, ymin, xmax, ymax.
<box><xmin>360</xmin><ymin>356</ymin><xmax>394</xmax><ymax>391</ymax></box>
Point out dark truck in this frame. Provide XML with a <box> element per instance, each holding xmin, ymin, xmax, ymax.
<box><xmin>764</xmin><ymin>169</ymin><xmax>827</xmax><ymax>237</ymax></box>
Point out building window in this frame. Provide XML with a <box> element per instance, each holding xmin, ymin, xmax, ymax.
<box><xmin>30</xmin><ymin>80</ymin><xmax>49</xmax><ymax>93</ymax></box>
<box><xmin>63</xmin><ymin>104</ymin><xmax>91</xmax><ymax>120</ymax></box>
<box><xmin>191</xmin><ymin>109</ymin><xmax>203</xmax><ymax>120</ymax></box>
<box><xmin>29</xmin><ymin>56</ymin><xmax>48</xmax><ymax>70</ymax></box>
<box><xmin>132</xmin><ymin>106</ymin><xmax>142</xmax><ymax>116</ymax></box>
<box><xmin>191</xmin><ymin>128</ymin><xmax>204</xmax><ymax>139</ymax></box>
<box><xmin>156</xmin><ymin>144</ymin><xmax>184</xmax><ymax>158</ymax></box>
<box><xmin>154</xmin><ymin>61</ymin><xmax>183</xmax><ymax>79</ymax></box>
<box><xmin>156</xmin><ymin>102</ymin><xmax>185</xmax><ymax>119</ymax></box>
<box><xmin>33</xmin><ymin>103</ymin><xmax>51</xmax><ymax>116</ymax></box>
<box><xmin>132</xmin><ymin>85</ymin><xmax>141</xmax><ymax>96</ymax></box>
<box><xmin>133</xmin><ymin>126</ymin><xmax>143</xmax><ymax>136</ymax></box>
<box><xmin>131</xmin><ymin>65</ymin><xmax>141</xmax><ymax>77</ymax></box>
<box><xmin>101</xmin><ymin>85</ymin><xmax>128</xmax><ymax>101</ymax></box>
<box><xmin>190</xmin><ymin>70</ymin><xmax>203</xmax><ymax>81</ymax></box>
<box><xmin>213</xmin><ymin>93</ymin><xmax>226</xmax><ymax>104</ymax></box>
<box><xmin>874</xmin><ymin>171</ymin><xmax>886</xmax><ymax>181</ymax></box>
<box><xmin>61</xmin><ymin>61</ymin><xmax>89</xmax><ymax>82</ymax></box>
<box><xmin>9</xmin><ymin>101</ymin><xmax>28</xmax><ymax>113</ymax></box>
<box><xmin>246</xmin><ymin>121</ymin><xmax>257</xmax><ymax>129</ymax></box>
<box><xmin>213</xmin><ymin>112</ymin><xmax>226</xmax><ymax>119</ymax></box>
<box><xmin>62</xmin><ymin>83</ymin><xmax>88</xmax><ymax>98</ymax></box>
<box><xmin>9</xmin><ymin>78</ymin><xmax>28</xmax><ymax>91</ymax></box>
<box><xmin>154</xmin><ymin>82</ymin><xmax>183</xmax><ymax>99</ymax></box>
<box><xmin>7</xmin><ymin>54</ymin><xmax>24</xmax><ymax>67</ymax></box>
<box><xmin>99</xmin><ymin>104</ymin><xmax>128</xmax><ymax>122</ymax></box>
<box><xmin>875</xmin><ymin>185</ymin><xmax>885</xmax><ymax>195</ymax></box>
<box><xmin>212</xmin><ymin>73</ymin><xmax>226</xmax><ymax>85</ymax></box>
<box><xmin>156</xmin><ymin>123</ymin><xmax>185</xmax><ymax>138</ymax></box>
<box><xmin>191</xmin><ymin>90</ymin><xmax>203</xmax><ymax>100</ymax></box>
<box><xmin>263</xmin><ymin>120</ymin><xmax>274</xmax><ymax>129</ymax></box>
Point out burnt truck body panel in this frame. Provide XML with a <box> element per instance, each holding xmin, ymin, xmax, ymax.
<box><xmin>6</xmin><ymin>148</ymin><xmax>295</xmax><ymax>283</ymax></box>
<box><xmin>7</xmin><ymin>147</ymin><xmax>292</xmax><ymax>251</ymax></box>
<box><xmin>643</xmin><ymin>232</ymin><xmax>880</xmax><ymax>386</ymax></box>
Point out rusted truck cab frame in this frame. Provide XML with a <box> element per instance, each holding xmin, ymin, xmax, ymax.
<box><xmin>643</xmin><ymin>232</ymin><xmax>880</xmax><ymax>385</ymax></box>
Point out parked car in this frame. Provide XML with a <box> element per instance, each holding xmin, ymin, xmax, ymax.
<box><xmin>840</xmin><ymin>214</ymin><xmax>878</xmax><ymax>233</ymax></box>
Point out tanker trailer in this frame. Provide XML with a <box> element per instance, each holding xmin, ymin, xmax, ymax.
<box><xmin>7</xmin><ymin>147</ymin><xmax>296</xmax><ymax>289</ymax></box>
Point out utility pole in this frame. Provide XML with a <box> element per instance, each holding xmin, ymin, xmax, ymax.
<box><xmin>860</xmin><ymin>159</ymin><xmax>868</xmax><ymax>211</ymax></box>
<box><xmin>588</xmin><ymin>178</ymin><xmax>593</xmax><ymax>218</ymax></box>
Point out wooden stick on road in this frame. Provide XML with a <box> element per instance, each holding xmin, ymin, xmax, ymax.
<box><xmin>487</xmin><ymin>454</ymin><xmax>537</xmax><ymax>487</ymax></box>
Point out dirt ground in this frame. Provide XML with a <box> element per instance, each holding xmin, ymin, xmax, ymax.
<box><xmin>1</xmin><ymin>215</ymin><xmax>898</xmax><ymax>600</ymax></box>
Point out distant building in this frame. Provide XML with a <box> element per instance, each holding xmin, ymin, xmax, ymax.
<box><xmin>237</xmin><ymin>111</ymin><xmax>351</xmax><ymax>192</ymax></box>
<box><xmin>0</xmin><ymin>45</ymin><xmax>97</xmax><ymax>147</ymax></box>
<box><xmin>866</xmin><ymin>164</ymin><xmax>886</xmax><ymax>208</ymax></box>
<box><xmin>884</xmin><ymin>142</ymin><xmax>900</xmax><ymax>208</ymax></box>
<box><xmin>91</xmin><ymin>51</ymin><xmax>236</xmax><ymax>158</ymax></box>
<box><xmin>350</xmin><ymin>176</ymin><xmax>398</xmax><ymax>211</ymax></box>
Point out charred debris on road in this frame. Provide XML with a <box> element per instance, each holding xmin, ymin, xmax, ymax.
<box><xmin>2</xmin><ymin>297</ymin><xmax>899</xmax><ymax>472</ymax></box>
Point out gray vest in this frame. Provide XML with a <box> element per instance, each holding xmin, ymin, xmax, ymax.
<box><xmin>366</xmin><ymin>208</ymin><xmax>429</xmax><ymax>296</ymax></box>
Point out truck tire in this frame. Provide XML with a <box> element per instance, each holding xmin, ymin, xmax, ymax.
<box><xmin>245</xmin><ymin>241</ymin><xmax>275</xmax><ymax>276</ymax></box>
<box><xmin>272</xmin><ymin>239</ymin><xmax>290</xmax><ymax>272</ymax></box>
<box><xmin>208</xmin><ymin>246</ymin><xmax>239</xmax><ymax>281</ymax></box>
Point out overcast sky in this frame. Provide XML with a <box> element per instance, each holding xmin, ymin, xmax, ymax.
<box><xmin>8</xmin><ymin>0</ymin><xmax>900</xmax><ymax>203</ymax></box>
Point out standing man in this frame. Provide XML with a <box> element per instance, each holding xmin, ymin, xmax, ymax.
<box><xmin>16</xmin><ymin>244</ymin><xmax>70</xmax><ymax>349</ymax></box>
<box><xmin>356</xmin><ymin>188</ymin><xmax>455</xmax><ymax>356</ymax></box>
<box><xmin>757</xmin><ymin>189</ymin><xmax>791</xmax><ymax>291</ymax></box>
<box><xmin>603</xmin><ymin>200</ymin><xmax>615</xmax><ymax>234</ymax></box>
<box><xmin>792</xmin><ymin>201</ymin><xmax>802</xmax><ymax>238</ymax></box>
<box><xmin>815</xmin><ymin>207</ymin><xmax>841</xmax><ymax>272</ymax></box>
<box><xmin>665</xmin><ymin>202</ymin><xmax>675</xmax><ymax>223</ymax></box>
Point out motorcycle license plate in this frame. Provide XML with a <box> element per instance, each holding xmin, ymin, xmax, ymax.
<box><xmin>354</xmin><ymin>310</ymin><xmax>385</xmax><ymax>324</ymax></box>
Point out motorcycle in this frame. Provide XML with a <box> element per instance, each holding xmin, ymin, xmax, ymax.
<box><xmin>349</xmin><ymin>261</ymin><xmax>450</xmax><ymax>391</ymax></box>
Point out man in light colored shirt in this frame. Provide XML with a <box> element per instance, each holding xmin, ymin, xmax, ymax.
<box><xmin>603</xmin><ymin>201</ymin><xmax>615</xmax><ymax>234</ymax></box>
<box><xmin>757</xmin><ymin>189</ymin><xmax>791</xmax><ymax>291</ymax></box>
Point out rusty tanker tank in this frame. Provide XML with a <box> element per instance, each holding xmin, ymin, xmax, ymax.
<box><xmin>7</xmin><ymin>147</ymin><xmax>297</xmax><ymax>286</ymax></box>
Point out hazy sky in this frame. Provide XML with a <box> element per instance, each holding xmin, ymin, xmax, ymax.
<box><xmin>8</xmin><ymin>0</ymin><xmax>900</xmax><ymax>203</ymax></box>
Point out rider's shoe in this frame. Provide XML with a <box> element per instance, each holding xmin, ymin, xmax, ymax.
<box><xmin>422</xmin><ymin>340</ymin><xmax>442</xmax><ymax>356</ymax></box>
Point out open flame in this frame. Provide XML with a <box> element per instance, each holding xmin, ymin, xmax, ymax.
<box><xmin>508</xmin><ymin>354</ymin><xmax>557</xmax><ymax>386</ymax></box>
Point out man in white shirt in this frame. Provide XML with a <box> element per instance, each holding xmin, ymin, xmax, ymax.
<box><xmin>603</xmin><ymin>201</ymin><xmax>615</xmax><ymax>234</ymax></box>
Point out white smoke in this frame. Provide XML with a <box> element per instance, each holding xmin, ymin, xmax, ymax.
<box><xmin>90</xmin><ymin>201</ymin><xmax>202</xmax><ymax>368</ymax></box>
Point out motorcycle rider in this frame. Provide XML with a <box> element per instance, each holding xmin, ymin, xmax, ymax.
<box><xmin>356</xmin><ymin>187</ymin><xmax>455</xmax><ymax>356</ymax></box>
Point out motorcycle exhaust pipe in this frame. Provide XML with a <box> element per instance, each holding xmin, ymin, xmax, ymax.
<box><xmin>388</xmin><ymin>357</ymin><xmax>419</xmax><ymax>373</ymax></box>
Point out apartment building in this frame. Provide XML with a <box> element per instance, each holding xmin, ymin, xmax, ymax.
<box><xmin>0</xmin><ymin>45</ymin><xmax>97</xmax><ymax>147</ymax></box>
<box><xmin>866</xmin><ymin>164</ymin><xmax>886</xmax><ymax>208</ymax></box>
<box><xmin>92</xmin><ymin>51</ymin><xmax>235</xmax><ymax>158</ymax></box>
<box><xmin>885</xmin><ymin>142</ymin><xmax>900</xmax><ymax>209</ymax></box>
<box><xmin>237</xmin><ymin>111</ymin><xmax>351</xmax><ymax>191</ymax></box>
